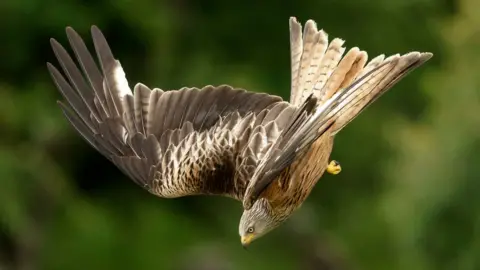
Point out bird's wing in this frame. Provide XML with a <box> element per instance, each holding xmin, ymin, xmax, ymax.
<box><xmin>243</xmin><ymin>51</ymin><xmax>431</xmax><ymax>209</ymax></box>
<box><xmin>329</xmin><ymin>52</ymin><xmax>432</xmax><ymax>134</ymax></box>
<box><xmin>47</xmin><ymin>26</ymin><xmax>299</xmax><ymax>201</ymax></box>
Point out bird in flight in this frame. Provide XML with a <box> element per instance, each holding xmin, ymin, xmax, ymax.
<box><xmin>47</xmin><ymin>17</ymin><xmax>432</xmax><ymax>248</ymax></box>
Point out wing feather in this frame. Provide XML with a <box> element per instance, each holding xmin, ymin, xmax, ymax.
<box><xmin>133</xmin><ymin>83</ymin><xmax>151</xmax><ymax>134</ymax></box>
<box><xmin>331</xmin><ymin>52</ymin><xmax>432</xmax><ymax>133</ymax></box>
<box><xmin>122</xmin><ymin>94</ymin><xmax>137</xmax><ymax>134</ymax></box>
<box><xmin>146</xmin><ymin>89</ymin><xmax>164</xmax><ymax>136</ymax></box>
<box><xmin>48</xmin><ymin>26</ymin><xmax>292</xmax><ymax>201</ymax></box>
<box><xmin>65</xmin><ymin>27</ymin><xmax>107</xmax><ymax>121</ymax></box>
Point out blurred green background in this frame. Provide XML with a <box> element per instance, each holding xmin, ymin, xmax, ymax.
<box><xmin>1</xmin><ymin>0</ymin><xmax>480</xmax><ymax>269</ymax></box>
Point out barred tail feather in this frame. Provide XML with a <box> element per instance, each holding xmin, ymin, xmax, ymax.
<box><xmin>289</xmin><ymin>17</ymin><xmax>330</xmax><ymax>106</ymax></box>
<box><xmin>288</xmin><ymin>18</ymin><xmax>430</xmax><ymax>113</ymax></box>
<box><xmin>288</xmin><ymin>17</ymin><xmax>432</xmax><ymax>135</ymax></box>
<box><xmin>289</xmin><ymin>17</ymin><xmax>373</xmax><ymax>107</ymax></box>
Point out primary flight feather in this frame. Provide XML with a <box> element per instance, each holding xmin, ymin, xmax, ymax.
<box><xmin>47</xmin><ymin>17</ymin><xmax>432</xmax><ymax>247</ymax></box>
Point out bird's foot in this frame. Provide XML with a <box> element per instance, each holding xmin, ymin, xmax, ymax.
<box><xmin>326</xmin><ymin>160</ymin><xmax>341</xmax><ymax>175</ymax></box>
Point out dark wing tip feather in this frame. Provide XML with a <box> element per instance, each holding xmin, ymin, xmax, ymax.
<box><xmin>90</xmin><ymin>25</ymin><xmax>113</xmax><ymax>58</ymax></box>
<box><xmin>46</xmin><ymin>62</ymin><xmax>55</xmax><ymax>72</ymax></box>
<box><xmin>65</xmin><ymin>26</ymin><xmax>75</xmax><ymax>35</ymax></box>
<box><xmin>90</xmin><ymin>25</ymin><xmax>117</xmax><ymax>75</ymax></box>
<box><xmin>49</xmin><ymin>37</ymin><xmax>56</xmax><ymax>47</ymax></box>
<box><xmin>49</xmin><ymin>38</ymin><xmax>63</xmax><ymax>56</ymax></box>
<box><xmin>91</xmin><ymin>25</ymin><xmax>101</xmax><ymax>33</ymax></box>
<box><xmin>65</xmin><ymin>27</ymin><xmax>84</xmax><ymax>47</ymax></box>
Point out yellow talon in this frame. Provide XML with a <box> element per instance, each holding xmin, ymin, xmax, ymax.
<box><xmin>326</xmin><ymin>160</ymin><xmax>341</xmax><ymax>175</ymax></box>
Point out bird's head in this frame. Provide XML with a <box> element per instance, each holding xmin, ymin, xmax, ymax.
<box><xmin>238</xmin><ymin>198</ymin><xmax>281</xmax><ymax>248</ymax></box>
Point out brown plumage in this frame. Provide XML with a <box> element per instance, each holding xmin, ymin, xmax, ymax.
<box><xmin>47</xmin><ymin>17</ymin><xmax>432</xmax><ymax>247</ymax></box>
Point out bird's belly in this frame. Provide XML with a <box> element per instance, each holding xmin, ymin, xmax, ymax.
<box><xmin>289</xmin><ymin>134</ymin><xmax>335</xmax><ymax>204</ymax></box>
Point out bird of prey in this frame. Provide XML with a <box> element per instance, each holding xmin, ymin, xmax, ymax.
<box><xmin>47</xmin><ymin>17</ymin><xmax>432</xmax><ymax>248</ymax></box>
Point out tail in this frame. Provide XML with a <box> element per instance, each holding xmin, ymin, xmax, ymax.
<box><xmin>288</xmin><ymin>17</ymin><xmax>432</xmax><ymax>134</ymax></box>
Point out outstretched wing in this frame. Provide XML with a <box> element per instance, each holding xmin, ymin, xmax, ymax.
<box><xmin>47</xmin><ymin>26</ymin><xmax>300</xmax><ymax>201</ymax></box>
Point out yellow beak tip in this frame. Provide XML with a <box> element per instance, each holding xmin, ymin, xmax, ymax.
<box><xmin>241</xmin><ymin>235</ymin><xmax>254</xmax><ymax>247</ymax></box>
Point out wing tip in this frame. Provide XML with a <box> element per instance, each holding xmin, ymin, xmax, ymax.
<box><xmin>90</xmin><ymin>25</ymin><xmax>101</xmax><ymax>34</ymax></box>
<box><xmin>90</xmin><ymin>25</ymin><xmax>105</xmax><ymax>43</ymax></box>
<box><xmin>56</xmin><ymin>100</ymin><xmax>65</xmax><ymax>107</ymax></box>
<box><xmin>65</xmin><ymin>26</ymin><xmax>75</xmax><ymax>34</ymax></box>
<box><xmin>49</xmin><ymin>37</ymin><xmax>61</xmax><ymax>50</ymax></box>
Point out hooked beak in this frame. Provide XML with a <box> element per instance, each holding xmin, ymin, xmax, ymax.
<box><xmin>241</xmin><ymin>234</ymin><xmax>254</xmax><ymax>249</ymax></box>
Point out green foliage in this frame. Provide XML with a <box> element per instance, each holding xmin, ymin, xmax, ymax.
<box><xmin>1</xmin><ymin>0</ymin><xmax>477</xmax><ymax>269</ymax></box>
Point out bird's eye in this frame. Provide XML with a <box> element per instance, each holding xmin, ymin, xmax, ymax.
<box><xmin>247</xmin><ymin>227</ymin><xmax>254</xmax><ymax>233</ymax></box>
